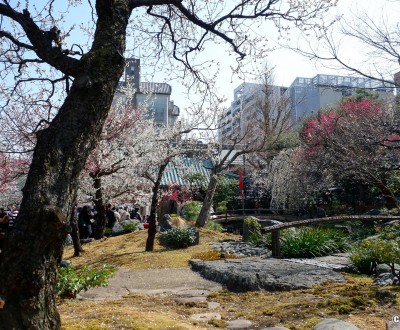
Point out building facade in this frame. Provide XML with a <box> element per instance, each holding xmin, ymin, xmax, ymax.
<box><xmin>218</xmin><ymin>82</ymin><xmax>288</xmax><ymax>144</ymax></box>
<box><xmin>287</xmin><ymin>74</ymin><xmax>393</xmax><ymax>126</ymax></box>
<box><xmin>118</xmin><ymin>58</ymin><xmax>180</xmax><ymax>126</ymax></box>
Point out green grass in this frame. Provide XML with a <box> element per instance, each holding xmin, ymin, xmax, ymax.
<box><xmin>280</xmin><ymin>226</ymin><xmax>351</xmax><ymax>258</ymax></box>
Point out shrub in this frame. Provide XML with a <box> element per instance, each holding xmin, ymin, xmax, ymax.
<box><xmin>345</xmin><ymin>221</ymin><xmax>376</xmax><ymax>241</ymax></box>
<box><xmin>243</xmin><ymin>217</ymin><xmax>269</xmax><ymax>246</ymax></box>
<box><xmin>182</xmin><ymin>201</ymin><xmax>202</xmax><ymax>221</ymax></box>
<box><xmin>159</xmin><ymin>226</ymin><xmax>197</xmax><ymax>248</ymax></box>
<box><xmin>350</xmin><ymin>236</ymin><xmax>400</xmax><ymax>277</ymax></box>
<box><xmin>56</xmin><ymin>264</ymin><xmax>116</xmax><ymax>298</ymax></box>
<box><xmin>205</xmin><ymin>220</ymin><xmax>224</xmax><ymax>232</ymax></box>
<box><xmin>216</xmin><ymin>201</ymin><xmax>228</xmax><ymax>212</ymax></box>
<box><xmin>280</xmin><ymin>226</ymin><xmax>351</xmax><ymax>258</ymax></box>
<box><xmin>121</xmin><ymin>221</ymin><xmax>139</xmax><ymax>233</ymax></box>
<box><xmin>104</xmin><ymin>227</ymin><xmax>113</xmax><ymax>236</ymax></box>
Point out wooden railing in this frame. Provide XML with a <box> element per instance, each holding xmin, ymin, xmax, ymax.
<box><xmin>211</xmin><ymin>209</ymin><xmax>285</xmax><ymax>223</ymax></box>
<box><xmin>261</xmin><ymin>215</ymin><xmax>400</xmax><ymax>258</ymax></box>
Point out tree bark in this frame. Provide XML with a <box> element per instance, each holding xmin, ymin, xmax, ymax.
<box><xmin>70</xmin><ymin>205</ymin><xmax>84</xmax><ymax>257</ymax></box>
<box><xmin>92</xmin><ymin>175</ymin><xmax>107</xmax><ymax>239</ymax></box>
<box><xmin>0</xmin><ymin>2</ymin><xmax>130</xmax><ymax>328</ymax></box>
<box><xmin>196</xmin><ymin>172</ymin><xmax>219</xmax><ymax>227</ymax></box>
<box><xmin>146</xmin><ymin>162</ymin><xmax>169</xmax><ymax>251</ymax></box>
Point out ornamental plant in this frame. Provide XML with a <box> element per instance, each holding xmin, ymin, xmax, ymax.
<box><xmin>280</xmin><ymin>226</ymin><xmax>350</xmax><ymax>258</ymax></box>
<box><xmin>159</xmin><ymin>227</ymin><xmax>197</xmax><ymax>249</ymax></box>
<box><xmin>56</xmin><ymin>264</ymin><xmax>116</xmax><ymax>299</ymax></box>
<box><xmin>182</xmin><ymin>201</ymin><xmax>202</xmax><ymax>221</ymax></box>
<box><xmin>350</xmin><ymin>223</ymin><xmax>400</xmax><ymax>278</ymax></box>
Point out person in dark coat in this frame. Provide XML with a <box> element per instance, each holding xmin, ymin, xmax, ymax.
<box><xmin>78</xmin><ymin>205</ymin><xmax>94</xmax><ymax>239</ymax></box>
<box><xmin>130</xmin><ymin>207</ymin><xmax>142</xmax><ymax>222</ymax></box>
<box><xmin>105</xmin><ymin>204</ymin><xmax>116</xmax><ymax>229</ymax></box>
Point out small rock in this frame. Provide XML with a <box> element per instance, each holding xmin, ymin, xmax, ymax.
<box><xmin>372</xmin><ymin>273</ymin><xmax>399</xmax><ymax>286</ymax></box>
<box><xmin>80</xmin><ymin>238</ymin><xmax>95</xmax><ymax>244</ymax></box>
<box><xmin>60</xmin><ymin>260</ymin><xmax>71</xmax><ymax>268</ymax></box>
<box><xmin>375</xmin><ymin>264</ymin><xmax>393</xmax><ymax>275</ymax></box>
<box><xmin>387</xmin><ymin>320</ymin><xmax>400</xmax><ymax>330</ymax></box>
<box><xmin>227</xmin><ymin>319</ymin><xmax>252</xmax><ymax>329</ymax></box>
<box><xmin>175</xmin><ymin>296</ymin><xmax>207</xmax><ymax>304</ymax></box>
<box><xmin>207</xmin><ymin>301</ymin><xmax>220</xmax><ymax>309</ymax></box>
<box><xmin>313</xmin><ymin>318</ymin><xmax>361</xmax><ymax>330</ymax></box>
<box><xmin>190</xmin><ymin>312</ymin><xmax>221</xmax><ymax>322</ymax></box>
<box><xmin>375</xmin><ymin>289</ymin><xmax>397</xmax><ymax>303</ymax></box>
<box><xmin>260</xmin><ymin>327</ymin><xmax>290</xmax><ymax>330</ymax></box>
<box><xmin>175</xmin><ymin>289</ymin><xmax>210</xmax><ymax>297</ymax></box>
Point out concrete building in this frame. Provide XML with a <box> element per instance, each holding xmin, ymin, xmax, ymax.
<box><xmin>287</xmin><ymin>74</ymin><xmax>393</xmax><ymax>126</ymax></box>
<box><xmin>117</xmin><ymin>58</ymin><xmax>180</xmax><ymax>126</ymax></box>
<box><xmin>218</xmin><ymin>82</ymin><xmax>288</xmax><ymax>144</ymax></box>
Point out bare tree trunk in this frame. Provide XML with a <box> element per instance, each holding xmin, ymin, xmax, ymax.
<box><xmin>0</xmin><ymin>10</ymin><xmax>128</xmax><ymax>326</ymax></box>
<box><xmin>92</xmin><ymin>175</ymin><xmax>107</xmax><ymax>239</ymax></box>
<box><xmin>196</xmin><ymin>173</ymin><xmax>218</xmax><ymax>227</ymax></box>
<box><xmin>146</xmin><ymin>162</ymin><xmax>169</xmax><ymax>251</ymax></box>
<box><xmin>69</xmin><ymin>204</ymin><xmax>84</xmax><ymax>257</ymax></box>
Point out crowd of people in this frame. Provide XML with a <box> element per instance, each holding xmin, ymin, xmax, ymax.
<box><xmin>0</xmin><ymin>203</ymin><xmax>148</xmax><ymax>250</ymax></box>
<box><xmin>76</xmin><ymin>203</ymin><xmax>147</xmax><ymax>239</ymax></box>
<box><xmin>0</xmin><ymin>204</ymin><xmax>19</xmax><ymax>251</ymax></box>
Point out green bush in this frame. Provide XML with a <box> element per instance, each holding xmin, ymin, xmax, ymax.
<box><xmin>243</xmin><ymin>217</ymin><xmax>271</xmax><ymax>246</ymax></box>
<box><xmin>345</xmin><ymin>221</ymin><xmax>376</xmax><ymax>242</ymax></box>
<box><xmin>121</xmin><ymin>221</ymin><xmax>139</xmax><ymax>233</ymax></box>
<box><xmin>205</xmin><ymin>220</ymin><xmax>224</xmax><ymax>232</ymax></box>
<box><xmin>350</xmin><ymin>236</ymin><xmax>400</xmax><ymax>277</ymax></box>
<box><xmin>216</xmin><ymin>201</ymin><xmax>228</xmax><ymax>212</ymax></box>
<box><xmin>159</xmin><ymin>227</ymin><xmax>197</xmax><ymax>248</ymax></box>
<box><xmin>104</xmin><ymin>227</ymin><xmax>113</xmax><ymax>236</ymax></box>
<box><xmin>182</xmin><ymin>201</ymin><xmax>202</xmax><ymax>221</ymax></box>
<box><xmin>280</xmin><ymin>226</ymin><xmax>351</xmax><ymax>258</ymax></box>
<box><xmin>56</xmin><ymin>264</ymin><xmax>116</xmax><ymax>298</ymax></box>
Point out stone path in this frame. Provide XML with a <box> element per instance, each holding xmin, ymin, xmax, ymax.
<box><xmin>79</xmin><ymin>267</ymin><xmax>223</xmax><ymax>299</ymax></box>
<box><xmin>78</xmin><ymin>256</ymin><xmax>364</xmax><ymax>329</ymax></box>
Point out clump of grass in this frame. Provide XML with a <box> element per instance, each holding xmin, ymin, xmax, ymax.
<box><xmin>205</xmin><ymin>220</ymin><xmax>224</xmax><ymax>232</ymax></box>
<box><xmin>208</xmin><ymin>319</ymin><xmax>228</xmax><ymax>328</ymax></box>
<box><xmin>280</xmin><ymin>226</ymin><xmax>351</xmax><ymax>258</ymax></box>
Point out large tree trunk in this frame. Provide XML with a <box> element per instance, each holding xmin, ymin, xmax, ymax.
<box><xmin>196</xmin><ymin>173</ymin><xmax>219</xmax><ymax>227</ymax></box>
<box><xmin>0</xmin><ymin>3</ymin><xmax>130</xmax><ymax>328</ymax></box>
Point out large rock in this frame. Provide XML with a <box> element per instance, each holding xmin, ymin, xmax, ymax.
<box><xmin>190</xmin><ymin>258</ymin><xmax>345</xmax><ymax>292</ymax></box>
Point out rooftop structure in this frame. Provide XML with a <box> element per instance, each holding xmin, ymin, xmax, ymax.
<box><xmin>116</xmin><ymin>58</ymin><xmax>180</xmax><ymax>126</ymax></box>
<box><xmin>287</xmin><ymin>74</ymin><xmax>394</xmax><ymax>125</ymax></box>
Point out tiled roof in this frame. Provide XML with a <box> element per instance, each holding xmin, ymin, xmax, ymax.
<box><xmin>161</xmin><ymin>157</ymin><xmax>213</xmax><ymax>186</ymax></box>
<box><xmin>139</xmin><ymin>82</ymin><xmax>172</xmax><ymax>94</ymax></box>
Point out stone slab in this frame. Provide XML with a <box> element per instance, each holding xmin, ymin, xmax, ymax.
<box><xmin>190</xmin><ymin>258</ymin><xmax>345</xmax><ymax>292</ymax></box>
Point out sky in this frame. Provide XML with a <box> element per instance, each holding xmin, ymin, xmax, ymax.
<box><xmin>163</xmin><ymin>0</ymin><xmax>400</xmax><ymax>113</ymax></box>
<box><xmin>9</xmin><ymin>0</ymin><xmax>400</xmax><ymax>114</ymax></box>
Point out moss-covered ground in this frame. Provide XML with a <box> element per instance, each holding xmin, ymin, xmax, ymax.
<box><xmin>59</xmin><ymin>229</ymin><xmax>400</xmax><ymax>329</ymax></box>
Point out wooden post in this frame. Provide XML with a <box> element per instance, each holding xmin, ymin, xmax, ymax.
<box><xmin>271</xmin><ymin>230</ymin><xmax>280</xmax><ymax>258</ymax></box>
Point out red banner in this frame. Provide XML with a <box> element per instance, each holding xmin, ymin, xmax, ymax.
<box><xmin>239</xmin><ymin>168</ymin><xmax>244</xmax><ymax>191</ymax></box>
